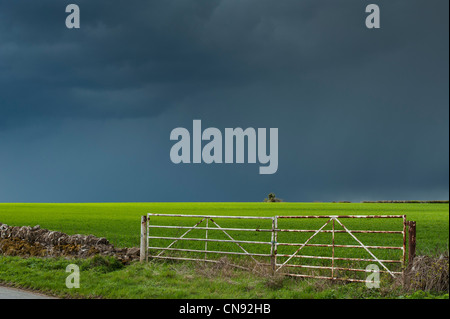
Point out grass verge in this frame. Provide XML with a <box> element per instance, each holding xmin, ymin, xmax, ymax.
<box><xmin>0</xmin><ymin>255</ymin><xmax>448</xmax><ymax>299</ymax></box>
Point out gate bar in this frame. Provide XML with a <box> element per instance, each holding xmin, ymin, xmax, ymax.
<box><xmin>148</xmin><ymin>246</ymin><xmax>272</xmax><ymax>258</ymax></box>
<box><xmin>148</xmin><ymin>225</ymin><xmax>273</xmax><ymax>232</ymax></box>
<box><xmin>275</xmin><ymin>254</ymin><xmax>402</xmax><ymax>263</ymax></box>
<box><xmin>276</xmin><ymin>243</ymin><xmax>402</xmax><ymax>250</ymax></box>
<box><xmin>148</xmin><ymin>235</ymin><xmax>272</xmax><ymax>246</ymax></box>
<box><xmin>277</xmin><ymin>215</ymin><xmax>405</xmax><ymax>218</ymax></box>
<box><xmin>148</xmin><ymin>213</ymin><xmax>272</xmax><ymax>220</ymax></box>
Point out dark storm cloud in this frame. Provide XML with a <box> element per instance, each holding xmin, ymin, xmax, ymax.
<box><xmin>1</xmin><ymin>0</ymin><xmax>429</xmax><ymax>122</ymax></box>
<box><xmin>0</xmin><ymin>0</ymin><xmax>448</xmax><ymax>202</ymax></box>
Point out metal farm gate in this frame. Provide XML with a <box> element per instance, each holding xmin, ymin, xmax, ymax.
<box><xmin>140</xmin><ymin>214</ymin><xmax>416</xmax><ymax>283</ymax></box>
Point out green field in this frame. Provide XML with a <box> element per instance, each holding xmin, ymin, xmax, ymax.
<box><xmin>0</xmin><ymin>203</ymin><xmax>448</xmax><ymax>299</ymax></box>
<box><xmin>0</xmin><ymin>202</ymin><xmax>447</xmax><ymax>249</ymax></box>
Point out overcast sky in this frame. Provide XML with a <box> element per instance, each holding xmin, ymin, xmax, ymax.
<box><xmin>0</xmin><ymin>0</ymin><xmax>448</xmax><ymax>202</ymax></box>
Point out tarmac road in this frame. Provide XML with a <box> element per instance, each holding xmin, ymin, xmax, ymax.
<box><xmin>0</xmin><ymin>286</ymin><xmax>54</xmax><ymax>299</ymax></box>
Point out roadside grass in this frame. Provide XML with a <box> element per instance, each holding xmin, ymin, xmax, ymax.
<box><xmin>1</xmin><ymin>255</ymin><xmax>448</xmax><ymax>299</ymax></box>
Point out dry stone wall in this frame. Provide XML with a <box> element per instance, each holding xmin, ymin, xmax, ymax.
<box><xmin>0</xmin><ymin>223</ymin><xmax>140</xmax><ymax>263</ymax></box>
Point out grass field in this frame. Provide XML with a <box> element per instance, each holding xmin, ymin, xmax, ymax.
<box><xmin>0</xmin><ymin>202</ymin><xmax>448</xmax><ymax>299</ymax></box>
<box><xmin>0</xmin><ymin>202</ymin><xmax>447</xmax><ymax>250</ymax></box>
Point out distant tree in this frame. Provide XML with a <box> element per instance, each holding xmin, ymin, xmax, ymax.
<box><xmin>264</xmin><ymin>193</ymin><xmax>283</xmax><ymax>203</ymax></box>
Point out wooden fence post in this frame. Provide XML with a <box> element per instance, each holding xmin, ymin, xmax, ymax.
<box><xmin>140</xmin><ymin>215</ymin><xmax>148</xmax><ymax>263</ymax></box>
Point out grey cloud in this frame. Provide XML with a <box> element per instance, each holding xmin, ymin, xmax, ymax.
<box><xmin>0</xmin><ymin>0</ymin><xmax>448</xmax><ymax>202</ymax></box>
<box><xmin>3</xmin><ymin>0</ymin><xmax>439</xmax><ymax>122</ymax></box>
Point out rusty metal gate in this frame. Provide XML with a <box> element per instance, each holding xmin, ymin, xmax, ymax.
<box><xmin>140</xmin><ymin>214</ymin><xmax>409</xmax><ymax>283</ymax></box>
<box><xmin>274</xmin><ymin>215</ymin><xmax>406</xmax><ymax>283</ymax></box>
